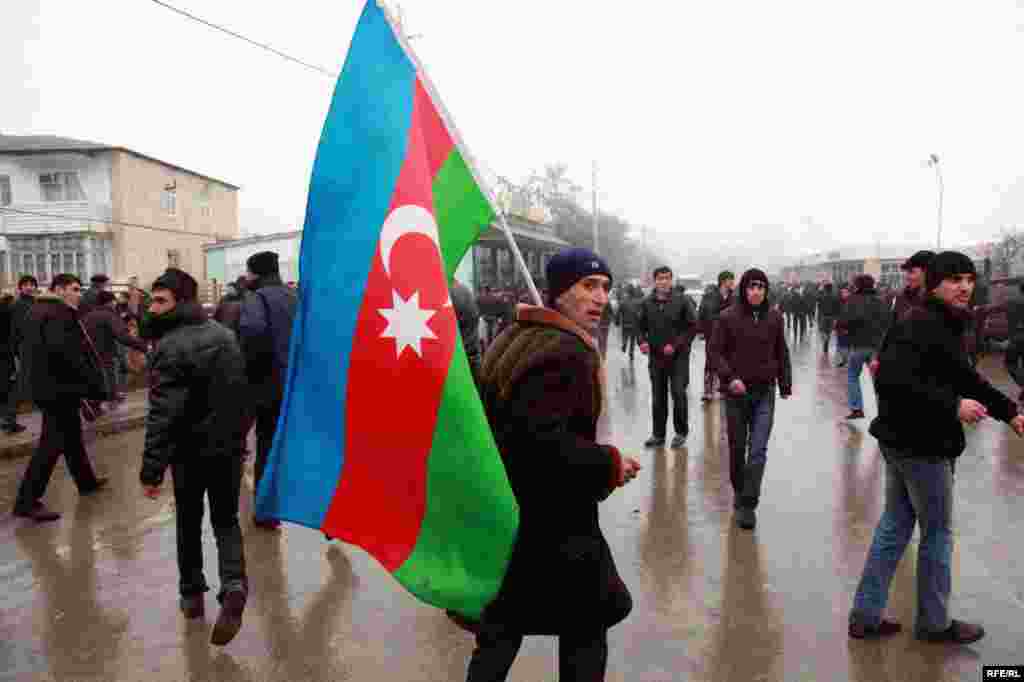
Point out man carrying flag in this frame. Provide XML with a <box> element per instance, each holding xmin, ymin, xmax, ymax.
<box><xmin>462</xmin><ymin>247</ymin><xmax>641</xmax><ymax>680</ymax></box>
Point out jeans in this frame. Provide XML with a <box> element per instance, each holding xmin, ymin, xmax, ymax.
<box><xmin>850</xmin><ymin>448</ymin><xmax>954</xmax><ymax>634</ymax></box>
<box><xmin>723</xmin><ymin>385</ymin><xmax>775</xmax><ymax>509</ymax></box>
<box><xmin>650</xmin><ymin>352</ymin><xmax>689</xmax><ymax>439</ymax></box>
<box><xmin>253</xmin><ymin>397</ymin><xmax>283</xmax><ymax>516</ymax></box>
<box><xmin>466</xmin><ymin>628</ymin><xmax>608</xmax><ymax>682</ymax></box>
<box><xmin>171</xmin><ymin>454</ymin><xmax>247</xmax><ymax>599</ymax></box>
<box><xmin>13</xmin><ymin>401</ymin><xmax>101</xmax><ymax>512</ymax></box>
<box><xmin>847</xmin><ymin>348</ymin><xmax>874</xmax><ymax>411</ymax></box>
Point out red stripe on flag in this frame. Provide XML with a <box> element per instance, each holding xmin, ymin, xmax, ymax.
<box><xmin>322</xmin><ymin>78</ymin><xmax>457</xmax><ymax>571</ymax></box>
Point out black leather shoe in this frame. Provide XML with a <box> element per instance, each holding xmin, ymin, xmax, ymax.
<box><xmin>644</xmin><ymin>436</ymin><xmax>666</xmax><ymax>448</ymax></box>
<box><xmin>81</xmin><ymin>477</ymin><xmax>110</xmax><ymax>496</ymax></box>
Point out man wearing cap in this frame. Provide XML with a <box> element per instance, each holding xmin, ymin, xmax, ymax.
<box><xmin>462</xmin><ymin>247</ymin><xmax>640</xmax><ymax>680</ymax></box>
<box><xmin>79</xmin><ymin>273</ymin><xmax>110</xmax><ymax>316</ymax></box>
<box><xmin>637</xmin><ymin>266</ymin><xmax>699</xmax><ymax>448</ymax></box>
<box><xmin>698</xmin><ymin>271</ymin><xmax>735</xmax><ymax>402</ymax></box>
<box><xmin>869</xmin><ymin>250</ymin><xmax>935</xmax><ymax>377</ymax></box>
<box><xmin>711</xmin><ymin>268</ymin><xmax>791</xmax><ymax>530</ymax></box>
<box><xmin>238</xmin><ymin>251</ymin><xmax>297</xmax><ymax>530</ymax></box>
<box><xmin>850</xmin><ymin>252</ymin><xmax>1024</xmax><ymax>644</ymax></box>
<box><xmin>140</xmin><ymin>268</ymin><xmax>249</xmax><ymax>645</ymax></box>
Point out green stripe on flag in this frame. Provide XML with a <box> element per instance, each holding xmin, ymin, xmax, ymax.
<box><xmin>393</xmin><ymin>345</ymin><xmax>518</xmax><ymax>617</ymax></box>
<box><xmin>433</xmin><ymin>149</ymin><xmax>495</xmax><ymax>276</ymax></box>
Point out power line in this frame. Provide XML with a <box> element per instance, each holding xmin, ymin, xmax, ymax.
<box><xmin>147</xmin><ymin>0</ymin><xmax>339</xmax><ymax>79</ymax></box>
<box><xmin>0</xmin><ymin>206</ymin><xmax>232</xmax><ymax>239</ymax></box>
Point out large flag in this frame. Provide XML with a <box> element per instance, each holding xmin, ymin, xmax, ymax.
<box><xmin>255</xmin><ymin>0</ymin><xmax>518</xmax><ymax>619</ymax></box>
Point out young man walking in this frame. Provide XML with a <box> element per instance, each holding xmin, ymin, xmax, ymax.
<box><xmin>637</xmin><ymin>266</ymin><xmax>698</xmax><ymax>448</ymax></box>
<box><xmin>817</xmin><ymin>282</ymin><xmax>840</xmax><ymax>355</ymax></box>
<box><xmin>850</xmin><ymin>252</ymin><xmax>1024</xmax><ymax>644</ymax></box>
<box><xmin>239</xmin><ymin>251</ymin><xmax>297</xmax><ymax>530</ymax></box>
<box><xmin>615</xmin><ymin>286</ymin><xmax>642</xmax><ymax>362</ymax></box>
<box><xmin>3</xmin><ymin>275</ymin><xmax>39</xmax><ymax>434</ymax></box>
<box><xmin>12</xmin><ymin>274</ymin><xmax>109</xmax><ymax>522</ymax></box>
<box><xmin>140</xmin><ymin>268</ymin><xmax>249</xmax><ymax>646</ymax></box>
<box><xmin>698</xmin><ymin>272</ymin><xmax>735</xmax><ymax>401</ymax></box>
<box><xmin>711</xmin><ymin>268</ymin><xmax>792</xmax><ymax>530</ymax></box>
<box><xmin>839</xmin><ymin>274</ymin><xmax>888</xmax><ymax>420</ymax></box>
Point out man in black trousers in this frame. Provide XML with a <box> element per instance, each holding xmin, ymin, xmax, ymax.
<box><xmin>12</xmin><ymin>274</ymin><xmax>109</xmax><ymax>523</ymax></box>
<box><xmin>637</xmin><ymin>266</ymin><xmax>698</xmax><ymax>449</ymax></box>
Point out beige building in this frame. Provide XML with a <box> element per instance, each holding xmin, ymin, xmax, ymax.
<box><xmin>0</xmin><ymin>134</ymin><xmax>238</xmax><ymax>288</ymax></box>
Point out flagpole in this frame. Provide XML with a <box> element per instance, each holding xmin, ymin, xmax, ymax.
<box><xmin>377</xmin><ymin>0</ymin><xmax>543</xmax><ymax>307</ymax></box>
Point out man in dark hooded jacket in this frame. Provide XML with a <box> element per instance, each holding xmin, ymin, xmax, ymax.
<box><xmin>140</xmin><ymin>268</ymin><xmax>249</xmax><ymax>646</ymax></box>
<box><xmin>711</xmin><ymin>268</ymin><xmax>792</xmax><ymax>530</ymax></box>
<box><xmin>239</xmin><ymin>251</ymin><xmax>297</xmax><ymax>530</ymax></box>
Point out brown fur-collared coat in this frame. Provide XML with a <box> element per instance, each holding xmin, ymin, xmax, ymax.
<box><xmin>476</xmin><ymin>305</ymin><xmax>632</xmax><ymax>635</ymax></box>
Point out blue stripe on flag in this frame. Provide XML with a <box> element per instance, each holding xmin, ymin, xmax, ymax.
<box><xmin>256</xmin><ymin>0</ymin><xmax>415</xmax><ymax>527</ymax></box>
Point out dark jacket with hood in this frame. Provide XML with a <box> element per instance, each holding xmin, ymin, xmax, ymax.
<box><xmin>699</xmin><ymin>287</ymin><xmax>734</xmax><ymax>335</ymax></box>
<box><xmin>818</xmin><ymin>288</ymin><xmax>841</xmax><ymax>319</ymax></box>
<box><xmin>870</xmin><ymin>297</ymin><xmax>1017</xmax><ymax>458</ymax></box>
<box><xmin>891</xmin><ymin>285</ymin><xmax>926</xmax><ymax>327</ymax></box>
<box><xmin>840</xmin><ymin>286</ymin><xmax>889</xmax><ymax>349</ymax></box>
<box><xmin>239</xmin><ymin>274</ymin><xmax>297</xmax><ymax>401</ymax></box>
<box><xmin>140</xmin><ymin>302</ymin><xmax>248</xmax><ymax>487</ymax></box>
<box><xmin>84</xmin><ymin>305</ymin><xmax>149</xmax><ymax>368</ymax></box>
<box><xmin>22</xmin><ymin>293</ymin><xmax>107</xmax><ymax>404</ymax></box>
<box><xmin>636</xmin><ymin>290</ymin><xmax>698</xmax><ymax>363</ymax></box>
<box><xmin>615</xmin><ymin>295</ymin><xmax>642</xmax><ymax>331</ymax></box>
<box><xmin>476</xmin><ymin>305</ymin><xmax>631</xmax><ymax>634</ymax></box>
<box><xmin>711</xmin><ymin>270</ymin><xmax>792</xmax><ymax>395</ymax></box>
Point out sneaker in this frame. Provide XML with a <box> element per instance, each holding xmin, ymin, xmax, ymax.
<box><xmin>735</xmin><ymin>507</ymin><xmax>756</xmax><ymax>530</ymax></box>
<box><xmin>670</xmin><ymin>434</ymin><xmax>687</xmax><ymax>448</ymax></box>
<box><xmin>81</xmin><ymin>477</ymin><xmax>110</xmax><ymax>496</ymax></box>
<box><xmin>916</xmin><ymin>619</ymin><xmax>985</xmax><ymax>645</ymax></box>
<box><xmin>1</xmin><ymin>422</ymin><xmax>26</xmax><ymax>434</ymax></box>
<box><xmin>845</xmin><ymin>410</ymin><xmax>865</xmax><ymax>420</ymax></box>
<box><xmin>644</xmin><ymin>436</ymin><xmax>666</xmax><ymax>448</ymax></box>
<box><xmin>13</xmin><ymin>501</ymin><xmax>61</xmax><ymax>523</ymax></box>
<box><xmin>849</xmin><ymin>619</ymin><xmax>902</xmax><ymax>639</ymax></box>
<box><xmin>253</xmin><ymin>518</ymin><xmax>281</xmax><ymax>530</ymax></box>
<box><xmin>180</xmin><ymin>595</ymin><xmax>205</xmax><ymax>619</ymax></box>
<box><xmin>210</xmin><ymin>590</ymin><xmax>246</xmax><ymax>646</ymax></box>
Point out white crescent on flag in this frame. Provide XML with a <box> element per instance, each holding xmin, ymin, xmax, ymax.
<box><xmin>378</xmin><ymin>204</ymin><xmax>452</xmax><ymax>307</ymax></box>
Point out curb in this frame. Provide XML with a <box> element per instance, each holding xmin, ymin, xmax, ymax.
<box><xmin>0</xmin><ymin>411</ymin><xmax>148</xmax><ymax>462</ymax></box>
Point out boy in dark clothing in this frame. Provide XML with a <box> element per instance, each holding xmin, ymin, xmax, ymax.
<box><xmin>711</xmin><ymin>268</ymin><xmax>792</xmax><ymax>530</ymax></box>
<box><xmin>840</xmin><ymin>274</ymin><xmax>889</xmax><ymax>420</ymax></box>
<box><xmin>850</xmin><ymin>252</ymin><xmax>1024</xmax><ymax>644</ymax></box>
<box><xmin>636</xmin><ymin>266</ymin><xmax>698</xmax><ymax>449</ymax></box>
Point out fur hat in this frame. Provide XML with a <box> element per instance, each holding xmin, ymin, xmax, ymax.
<box><xmin>152</xmin><ymin>268</ymin><xmax>198</xmax><ymax>302</ymax></box>
<box><xmin>247</xmin><ymin>251</ymin><xmax>280</xmax><ymax>278</ymax></box>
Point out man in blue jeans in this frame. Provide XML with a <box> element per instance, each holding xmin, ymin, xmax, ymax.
<box><xmin>850</xmin><ymin>251</ymin><xmax>1024</xmax><ymax>644</ymax></box>
<box><xmin>840</xmin><ymin>274</ymin><xmax>888</xmax><ymax>420</ymax></box>
<box><xmin>711</xmin><ymin>268</ymin><xmax>792</xmax><ymax>530</ymax></box>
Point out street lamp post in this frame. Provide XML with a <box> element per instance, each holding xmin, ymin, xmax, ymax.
<box><xmin>927</xmin><ymin>154</ymin><xmax>944</xmax><ymax>249</ymax></box>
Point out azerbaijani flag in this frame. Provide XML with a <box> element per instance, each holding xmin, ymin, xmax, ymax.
<box><xmin>255</xmin><ymin>0</ymin><xmax>518</xmax><ymax>619</ymax></box>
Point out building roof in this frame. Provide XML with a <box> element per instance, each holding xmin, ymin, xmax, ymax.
<box><xmin>204</xmin><ymin>229</ymin><xmax>303</xmax><ymax>251</ymax></box>
<box><xmin>0</xmin><ymin>134</ymin><xmax>240</xmax><ymax>190</ymax></box>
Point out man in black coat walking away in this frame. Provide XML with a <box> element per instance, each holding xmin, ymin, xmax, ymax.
<box><xmin>239</xmin><ymin>251</ymin><xmax>297</xmax><ymax>530</ymax></box>
<box><xmin>849</xmin><ymin>252</ymin><xmax>1024</xmax><ymax>644</ymax></box>
<box><xmin>79</xmin><ymin>273</ymin><xmax>110</xmax><ymax>316</ymax></box>
<box><xmin>139</xmin><ymin>268</ymin><xmax>249</xmax><ymax>646</ymax></box>
<box><xmin>711</xmin><ymin>268</ymin><xmax>792</xmax><ymax>530</ymax></box>
<box><xmin>12</xmin><ymin>274</ymin><xmax>109</xmax><ymax>523</ymax></box>
<box><xmin>0</xmin><ymin>294</ymin><xmax>24</xmax><ymax>435</ymax></box>
<box><xmin>463</xmin><ymin>247</ymin><xmax>640</xmax><ymax>681</ymax></box>
<box><xmin>615</xmin><ymin>285</ymin><xmax>642</xmax><ymax>362</ymax></box>
<box><xmin>4</xmin><ymin>275</ymin><xmax>39</xmax><ymax>434</ymax></box>
<box><xmin>636</xmin><ymin>266</ymin><xmax>698</xmax><ymax>449</ymax></box>
<box><xmin>84</xmin><ymin>291</ymin><xmax>150</xmax><ymax>411</ymax></box>
<box><xmin>840</xmin><ymin>274</ymin><xmax>889</xmax><ymax>420</ymax></box>
<box><xmin>817</xmin><ymin>282</ymin><xmax>841</xmax><ymax>355</ymax></box>
<box><xmin>698</xmin><ymin>272</ymin><xmax>735</xmax><ymax>401</ymax></box>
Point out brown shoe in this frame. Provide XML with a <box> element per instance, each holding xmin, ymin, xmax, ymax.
<box><xmin>849</xmin><ymin>619</ymin><xmax>902</xmax><ymax>639</ymax></box>
<box><xmin>916</xmin><ymin>619</ymin><xmax>985</xmax><ymax>645</ymax></box>
<box><xmin>13</xmin><ymin>502</ymin><xmax>61</xmax><ymax>523</ymax></box>
<box><xmin>210</xmin><ymin>590</ymin><xmax>246</xmax><ymax>646</ymax></box>
<box><xmin>180</xmin><ymin>595</ymin><xmax>205</xmax><ymax>619</ymax></box>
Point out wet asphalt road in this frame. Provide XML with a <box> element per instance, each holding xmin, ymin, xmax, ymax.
<box><xmin>1</xmin><ymin>326</ymin><xmax>1022</xmax><ymax>681</ymax></box>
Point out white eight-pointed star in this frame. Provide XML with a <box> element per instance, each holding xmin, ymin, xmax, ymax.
<box><xmin>378</xmin><ymin>290</ymin><xmax>438</xmax><ymax>358</ymax></box>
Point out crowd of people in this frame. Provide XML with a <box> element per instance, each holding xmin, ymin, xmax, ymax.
<box><xmin>6</xmin><ymin>241</ymin><xmax>1021</xmax><ymax>675</ymax></box>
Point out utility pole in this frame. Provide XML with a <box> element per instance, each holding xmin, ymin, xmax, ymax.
<box><xmin>592</xmin><ymin>161</ymin><xmax>599</xmax><ymax>255</ymax></box>
<box><xmin>927</xmin><ymin>154</ymin><xmax>943</xmax><ymax>249</ymax></box>
<box><xmin>641</xmin><ymin>224</ymin><xmax>648</xmax><ymax>282</ymax></box>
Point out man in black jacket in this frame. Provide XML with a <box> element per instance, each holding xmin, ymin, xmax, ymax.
<box><xmin>817</xmin><ymin>283</ymin><xmax>841</xmax><ymax>355</ymax></box>
<box><xmin>711</xmin><ymin>268</ymin><xmax>792</xmax><ymax>530</ymax></box>
<box><xmin>79</xmin><ymin>273</ymin><xmax>110</xmax><ymax>316</ymax></box>
<box><xmin>615</xmin><ymin>286</ymin><xmax>642</xmax><ymax>362</ymax></box>
<box><xmin>849</xmin><ymin>252</ymin><xmax>1024</xmax><ymax>645</ymax></box>
<box><xmin>4</xmin><ymin>275</ymin><xmax>38</xmax><ymax>434</ymax></box>
<box><xmin>12</xmin><ymin>274</ymin><xmax>109</xmax><ymax>523</ymax></box>
<box><xmin>840</xmin><ymin>274</ymin><xmax>889</xmax><ymax>420</ymax></box>
<box><xmin>140</xmin><ymin>268</ymin><xmax>249</xmax><ymax>646</ymax></box>
<box><xmin>239</xmin><ymin>251</ymin><xmax>297</xmax><ymax>530</ymax></box>
<box><xmin>84</xmin><ymin>291</ymin><xmax>150</xmax><ymax>409</ymax></box>
<box><xmin>636</xmin><ymin>266</ymin><xmax>698</xmax><ymax>449</ymax></box>
<box><xmin>698</xmin><ymin>272</ymin><xmax>735</xmax><ymax>401</ymax></box>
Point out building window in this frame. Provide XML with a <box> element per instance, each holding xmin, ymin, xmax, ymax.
<box><xmin>39</xmin><ymin>172</ymin><xmax>86</xmax><ymax>202</ymax></box>
<box><xmin>161</xmin><ymin>188</ymin><xmax>177</xmax><ymax>215</ymax></box>
<box><xmin>22</xmin><ymin>254</ymin><xmax>33</xmax><ymax>276</ymax></box>
<box><xmin>76</xmin><ymin>253</ymin><xmax>86</xmax><ymax>280</ymax></box>
<box><xmin>50</xmin><ymin>254</ymin><xmax>60</xmax><ymax>277</ymax></box>
<box><xmin>63</xmin><ymin>253</ymin><xmax>74</xmax><ymax>273</ymax></box>
<box><xmin>0</xmin><ymin>176</ymin><xmax>11</xmax><ymax>206</ymax></box>
<box><xmin>36</xmin><ymin>254</ymin><xmax>47</xmax><ymax>281</ymax></box>
<box><xmin>167</xmin><ymin>249</ymin><xmax>181</xmax><ymax>268</ymax></box>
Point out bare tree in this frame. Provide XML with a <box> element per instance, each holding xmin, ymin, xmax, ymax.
<box><xmin>991</xmin><ymin>228</ymin><xmax>1024</xmax><ymax>277</ymax></box>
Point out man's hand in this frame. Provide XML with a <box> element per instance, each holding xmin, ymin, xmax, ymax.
<box><xmin>143</xmin><ymin>485</ymin><xmax>161</xmax><ymax>499</ymax></box>
<box><xmin>663</xmin><ymin>344</ymin><xmax>674</xmax><ymax>357</ymax></box>
<box><xmin>958</xmin><ymin>399</ymin><xmax>988</xmax><ymax>424</ymax></box>
<box><xmin>621</xmin><ymin>457</ymin><xmax>642</xmax><ymax>485</ymax></box>
<box><xmin>1012</xmin><ymin>415</ymin><xmax>1024</xmax><ymax>437</ymax></box>
<box><xmin>729</xmin><ymin>379</ymin><xmax>746</xmax><ymax>396</ymax></box>
<box><xmin>638</xmin><ymin>342</ymin><xmax>650</xmax><ymax>355</ymax></box>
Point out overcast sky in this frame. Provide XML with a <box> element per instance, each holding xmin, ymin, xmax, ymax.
<box><xmin>5</xmin><ymin>0</ymin><xmax>1024</xmax><ymax>269</ymax></box>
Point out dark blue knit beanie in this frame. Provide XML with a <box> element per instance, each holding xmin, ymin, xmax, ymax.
<box><xmin>545</xmin><ymin>248</ymin><xmax>612</xmax><ymax>306</ymax></box>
